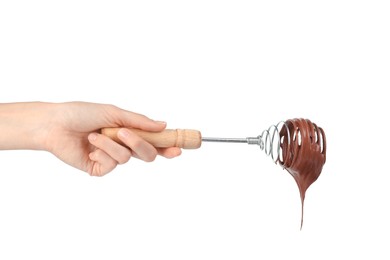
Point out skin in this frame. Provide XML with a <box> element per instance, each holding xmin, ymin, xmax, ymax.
<box><xmin>0</xmin><ymin>102</ymin><xmax>181</xmax><ymax>176</ymax></box>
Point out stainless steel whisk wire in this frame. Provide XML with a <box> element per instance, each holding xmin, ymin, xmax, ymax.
<box><xmin>202</xmin><ymin>121</ymin><xmax>291</xmax><ymax>165</ymax></box>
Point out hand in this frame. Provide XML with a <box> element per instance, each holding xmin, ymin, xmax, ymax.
<box><xmin>45</xmin><ymin>102</ymin><xmax>182</xmax><ymax>176</ymax></box>
<box><xmin>0</xmin><ymin>102</ymin><xmax>181</xmax><ymax>176</ymax></box>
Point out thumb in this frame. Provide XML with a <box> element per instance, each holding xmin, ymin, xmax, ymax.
<box><xmin>109</xmin><ymin>106</ymin><xmax>167</xmax><ymax>132</ymax></box>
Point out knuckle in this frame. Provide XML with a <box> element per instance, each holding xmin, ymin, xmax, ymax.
<box><xmin>105</xmin><ymin>104</ymin><xmax>118</xmax><ymax>112</ymax></box>
<box><xmin>88</xmin><ymin>165</ymin><xmax>104</xmax><ymax>177</ymax></box>
<box><xmin>87</xmin><ymin>155</ymin><xmax>117</xmax><ymax>177</ymax></box>
<box><xmin>139</xmin><ymin>114</ymin><xmax>149</xmax><ymax>121</ymax></box>
<box><xmin>88</xmin><ymin>168</ymin><xmax>102</xmax><ymax>177</ymax></box>
<box><xmin>102</xmin><ymin>104</ymin><xmax>120</xmax><ymax>120</ymax></box>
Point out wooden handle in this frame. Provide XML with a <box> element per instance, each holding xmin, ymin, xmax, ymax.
<box><xmin>101</xmin><ymin>128</ymin><xmax>202</xmax><ymax>149</ymax></box>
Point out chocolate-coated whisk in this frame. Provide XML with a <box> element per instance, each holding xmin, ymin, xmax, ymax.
<box><xmin>102</xmin><ymin>118</ymin><xmax>326</xmax><ymax>230</ymax></box>
<box><xmin>202</xmin><ymin>121</ymin><xmax>291</xmax><ymax>165</ymax></box>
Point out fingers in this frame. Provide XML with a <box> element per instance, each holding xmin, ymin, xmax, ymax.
<box><xmin>87</xmin><ymin>133</ymin><xmax>133</xmax><ymax>176</ymax></box>
<box><xmin>88</xmin><ymin>149</ymin><xmax>118</xmax><ymax>177</ymax></box>
<box><xmin>87</xmin><ymin>128</ymin><xmax>182</xmax><ymax>177</ymax></box>
<box><xmin>117</xmin><ymin>128</ymin><xmax>158</xmax><ymax>162</ymax></box>
<box><xmin>88</xmin><ymin>133</ymin><xmax>132</xmax><ymax>164</ymax></box>
<box><xmin>157</xmin><ymin>147</ymin><xmax>182</xmax><ymax>159</ymax></box>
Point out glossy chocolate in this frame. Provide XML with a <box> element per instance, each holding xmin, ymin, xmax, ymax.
<box><xmin>279</xmin><ymin>118</ymin><xmax>326</xmax><ymax>229</ymax></box>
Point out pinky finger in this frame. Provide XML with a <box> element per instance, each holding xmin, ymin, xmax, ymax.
<box><xmin>88</xmin><ymin>149</ymin><xmax>118</xmax><ymax>177</ymax></box>
<box><xmin>156</xmin><ymin>147</ymin><xmax>182</xmax><ymax>159</ymax></box>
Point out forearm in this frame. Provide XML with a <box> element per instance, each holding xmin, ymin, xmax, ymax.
<box><xmin>0</xmin><ymin>102</ymin><xmax>53</xmax><ymax>150</ymax></box>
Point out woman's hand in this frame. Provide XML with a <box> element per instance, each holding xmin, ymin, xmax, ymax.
<box><xmin>0</xmin><ymin>102</ymin><xmax>181</xmax><ymax>176</ymax></box>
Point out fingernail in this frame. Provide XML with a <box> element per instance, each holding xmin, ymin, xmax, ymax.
<box><xmin>118</xmin><ymin>128</ymin><xmax>130</xmax><ymax>138</ymax></box>
<box><xmin>88</xmin><ymin>133</ymin><xmax>98</xmax><ymax>141</ymax></box>
<box><xmin>156</xmin><ymin>121</ymin><xmax>166</xmax><ymax>125</ymax></box>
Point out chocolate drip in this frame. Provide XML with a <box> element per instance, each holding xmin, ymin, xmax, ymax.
<box><xmin>279</xmin><ymin>118</ymin><xmax>326</xmax><ymax>229</ymax></box>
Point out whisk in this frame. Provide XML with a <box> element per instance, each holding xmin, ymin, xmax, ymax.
<box><xmin>103</xmin><ymin>119</ymin><xmax>327</xmax><ymax>230</ymax></box>
<box><xmin>101</xmin><ymin>121</ymin><xmax>293</xmax><ymax>166</ymax></box>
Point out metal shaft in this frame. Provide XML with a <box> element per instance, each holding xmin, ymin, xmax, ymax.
<box><xmin>202</xmin><ymin>136</ymin><xmax>261</xmax><ymax>146</ymax></box>
<box><xmin>201</xmin><ymin>137</ymin><xmax>247</xmax><ymax>143</ymax></box>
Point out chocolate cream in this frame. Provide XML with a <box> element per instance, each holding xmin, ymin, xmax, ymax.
<box><xmin>279</xmin><ymin>118</ymin><xmax>326</xmax><ymax>229</ymax></box>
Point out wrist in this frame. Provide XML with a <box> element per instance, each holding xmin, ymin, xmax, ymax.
<box><xmin>0</xmin><ymin>102</ymin><xmax>57</xmax><ymax>151</ymax></box>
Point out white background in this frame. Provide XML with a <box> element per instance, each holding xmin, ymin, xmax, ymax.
<box><xmin>1</xmin><ymin>0</ymin><xmax>389</xmax><ymax>259</ymax></box>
